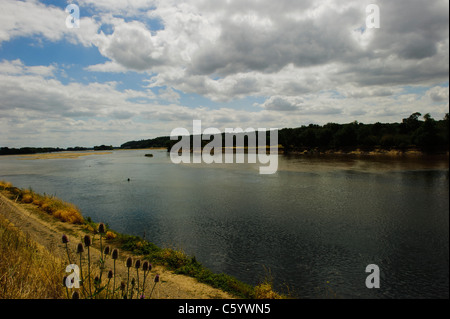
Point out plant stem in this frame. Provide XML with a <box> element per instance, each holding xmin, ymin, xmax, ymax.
<box><xmin>64</xmin><ymin>243</ymin><xmax>72</xmax><ymax>265</ymax></box>
<box><xmin>87</xmin><ymin>246</ymin><xmax>92</xmax><ymax>297</ymax></box>
<box><xmin>112</xmin><ymin>259</ymin><xmax>116</xmax><ymax>299</ymax></box>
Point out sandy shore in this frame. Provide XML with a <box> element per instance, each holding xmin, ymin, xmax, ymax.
<box><xmin>16</xmin><ymin>152</ymin><xmax>113</xmax><ymax>160</ymax></box>
<box><xmin>0</xmin><ymin>191</ymin><xmax>234</xmax><ymax>299</ymax></box>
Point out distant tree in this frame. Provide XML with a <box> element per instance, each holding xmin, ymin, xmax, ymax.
<box><xmin>333</xmin><ymin>123</ymin><xmax>358</xmax><ymax>149</ymax></box>
<box><xmin>413</xmin><ymin>113</ymin><xmax>439</xmax><ymax>153</ymax></box>
<box><xmin>401</xmin><ymin>112</ymin><xmax>422</xmax><ymax>133</ymax></box>
<box><xmin>94</xmin><ymin>145</ymin><xmax>114</xmax><ymax>151</ymax></box>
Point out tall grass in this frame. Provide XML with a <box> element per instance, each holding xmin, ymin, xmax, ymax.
<box><xmin>0</xmin><ymin>182</ymin><xmax>83</xmax><ymax>224</ymax></box>
<box><xmin>0</xmin><ymin>214</ymin><xmax>66</xmax><ymax>299</ymax></box>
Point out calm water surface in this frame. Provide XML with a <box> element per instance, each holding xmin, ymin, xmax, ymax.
<box><xmin>0</xmin><ymin>150</ymin><xmax>448</xmax><ymax>298</ymax></box>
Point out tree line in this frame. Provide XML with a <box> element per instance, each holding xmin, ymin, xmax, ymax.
<box><xmin>1</xmin><ymin>112</ymin><xmax>448</xmax><ymax>156</ymax></box>
<box><xmin>279</xmin><ymin>112</ymin><xmax>449</xmax><ymax>154</ymax></box>
<box><xmin>0</xmin><ymin>145</ymin><xmax>114</xmax><ymax>156</ymax></box>
<box><xmin>121</xmin><ymin>112</ymin><xmax>449</xmax><ymax>154</ymax></box>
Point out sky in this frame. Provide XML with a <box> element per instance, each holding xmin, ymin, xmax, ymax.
<box><xmin>0</xmin><ymin>0</ymin><xmax>448</xmax><ymax>148</ymax></box>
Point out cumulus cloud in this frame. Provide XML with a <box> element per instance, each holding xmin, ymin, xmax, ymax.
<box><xmin>0</xmin><ymin>0</ymin><xmax>448</xmax><ymax>147</ymax></box>
<box><xmin>426</xmin><ymin>86</ymin><xmax>449</xmax><ymax>102</ymax></box>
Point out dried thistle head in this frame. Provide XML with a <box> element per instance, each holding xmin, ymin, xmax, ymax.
<box><xmin>94</xmin><ymin>276</ymin><xmax>101</xmax><ymax>286</ymax></box>
<box><xmin>142</xmin><ymin>261</ymin><xmax>149</xmax><ymax>271</ymax></box>
<box><xmin>76</xmin><ymin>243</ymin><xmax>84</xmax><ymax>253</ymax></box>
<box><xmin>154</xmin><ymin>274</ymin><xmax>160</xmax><ymax>283</ymax></box>
<box><xmin>84</xmin><ymin>235</ymin><xmax>91</xmax><ymax>247</ymax></box>
<box><xmin>104</xmin><ymin>246</ymin><xmax>110</xmax><ymax>255</ymax></box>
<box><xmin>126</xmin><ymin>257</ymin><xmax>133</xmax><ymax>268</ymax></box>
<box><xmin>135</xmin><ymin>259</ymin><xmax>141</xmax><ymax>269</ymax></box>
<box><xmin>62</xmin><ymin>234</ymin><xmax>69</xmax><ymax>244</ymax></box>
<box><xmin>108</xmin><ymin>270</ymin><xmax>113</xmax><ymax>279</ymax></box>
<box><xmin>98</xmin><ymin>223</ymin><xmax>106</xmax><ymax>234</ymax></box>
<box><xmin>112</xmin><ymin>248</ymin><xmax>119</xmax><ymax>260</ymax></box>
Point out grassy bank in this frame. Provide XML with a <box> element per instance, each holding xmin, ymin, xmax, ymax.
<box><xmin>0</xmin><ymin>213</ymin><xmax>66</xmax><ymax>299</ymax></box>
<box><xmin>0</xmin><ymin>181</ymin><xmax>282</xmax><ymax>299</ymax></box>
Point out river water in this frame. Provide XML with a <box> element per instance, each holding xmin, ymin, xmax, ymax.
<box><xmin>0</xmin><ymin>150</ymin><xmax>448</xmax><ymax>298</ymax></box>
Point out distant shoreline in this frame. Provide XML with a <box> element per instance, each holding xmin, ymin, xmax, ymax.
<box><xmin>282</xmin><ymin>148</ymin><xmax>449</xmax><ymax>157</ymax></box>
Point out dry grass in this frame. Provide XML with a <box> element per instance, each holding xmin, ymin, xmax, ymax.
<box><xmin>22</xmin><ymin>189</ymin><xmax>84</xmax><ymax>225</ymax></box>
<box><xmin>0</xmin><ymin>181</ymin><xmax>12</xmax><ymax>189</ymax></box>
<box><xmin>0</xmin><ymin>181</ymin><xmax>84</xmax><ymax>225</ymax></box>
<box><xmin>254</xmin><ymin>282</ymin><xmax>283</xmax><ymax>299</ymax></box>
<box><xmin>0</xmin><ymin>214</ymin><xmax>66</xmax><ymax>299</ymax></box>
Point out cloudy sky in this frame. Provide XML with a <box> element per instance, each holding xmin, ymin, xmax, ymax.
<box><xmin>0</xmin><ymin>0</ymin><xmax>448</xmax><ymax>148</ymax></box>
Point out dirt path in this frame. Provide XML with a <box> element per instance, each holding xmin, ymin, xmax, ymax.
<box><xmin>0</xmin><ymin>191</ymin><xmax>235</xmax><ymax>299</ymax></box>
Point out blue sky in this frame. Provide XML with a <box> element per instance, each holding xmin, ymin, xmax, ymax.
<box><xmin>0</xmin><ymin>0</ymin><xmax>448</xmax><ymax>147</ymax></box>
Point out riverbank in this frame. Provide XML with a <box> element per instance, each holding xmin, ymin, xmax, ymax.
<box><xmin>0</xmin><ymin>182</ymin><xmax>281</xmax><ymax>299</ymax></box>
<box><xmin>282</xmin><ymin>147</ymin><xmax>449</xmax><ymax>157</ymax></box>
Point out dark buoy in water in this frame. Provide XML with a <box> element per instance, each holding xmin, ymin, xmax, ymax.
<box><xmin>127</xmin><ymin>178</ymin><xmax>130</xmax><ymax>182</ymax></box>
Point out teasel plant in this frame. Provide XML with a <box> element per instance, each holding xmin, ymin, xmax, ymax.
<box><xmin>98</xmin><ymin>223</ymin><xmax>106</xmax><ymax>275</ymax></box>
<box><xmin>76</xmin><ymin>242</ymin><xmax>87</xmax><ymax>297</ymax></box>
<box><xmin>149</xmin><ymin>274</ymin><xmax>160</xmax><ymax>299</ymax></box>
<box><xmin>111</xmin><ymin>248</ymin><xmax>119</xmax><ymax>298</ymax></box>
<box><xmin>120</xmin><ymin>281</ymin><xmax>126</xmax><ymax>299</ymax></box>
<box><xmin>126</xmin><ymin>257</ymin><xmax>133</xmax><ymax>298</ymax></box>
<box><xmin>130</xmin><ymin>277</ymin><xmax>136</xmax><ymax>299</ymax></box>
<box><xmin>100</xmin><ymin>245</ymin><xmax>110</xmax><ymax>281</ymax></box>
<box><xmin>61</xmin><ymin>234</ymin><xmax>71</xmax><ymax>265</ymax></box>
<box><xmin>84</xmin><ymin>234</ymin><xmax>92</xmax><ymax>297</ymax></box>
<box><xmin>141</xmin><ymin>261</ymin><xmax>152</xmax><ymax>298</ymax></box>
<box><xmin>106</xmin><ymin>270</ymin><xmax>113</xmax><ymax>299</ymax></box>
<box><xmin>135</xmin><ymin>259</ymin><xmax>141</xmax><ymax>295</ymax></box>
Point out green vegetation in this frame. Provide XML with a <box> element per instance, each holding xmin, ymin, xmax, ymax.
<box><xmin>120</xmin><ymin>136</ymin><xmax>173</xmax><ymax>149</ymax></box>
<box><xmin>0</xmin><ymin>147</ymin><xmax>66</xmax><ymax>156</ymax></box>
<box><xmin>279</xmin><ymin>112</ymin><xmax>449</xmax><ymax>154</ymax></box>
<box><xmin>93</xmin><ymin>145</ymin><xmax>115</xmax><ymax>151</ymax></box>
<box><xmin>110</xmin><ymin>233</ymin><xmax>276</xmax><ymax>298</ymax></box>
<box><xmin>120</xmin><ymin>112</ymin><xmax>449</xmax><ymax>155</ymax></box>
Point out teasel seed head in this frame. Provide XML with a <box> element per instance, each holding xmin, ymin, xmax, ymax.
<box><xmin>112</xmin><ymin>248</ymin><xmax>119</xmax><ymax>260</ymax></box>
<box><xmin>135</xmin><ymin>259</ymin><xmax>141</xmax><ymax>269</ymax></box>
<box><xmin>126</xmin><ymin>257</ymin><xmax>133</xmax><ymax>268</ymax></box>
<box><xmin>120</xmin><ymin>281</ymin><xmax>126</xmax><ymax>291</ymax></box>
<box><xmin>154</xmin><ymin>274</ymin><xmax>160</xmax><ymax>283</ymax></box>
<box><xmin>62</xmin><ymin>234</ymin><xmax>69</xmax><ymax>244</ymax></box>
<box><xmin>84</xmin><ymin>235</ymin><xmax>91</xmax><ymax>247</ymax></box>
<box><xmin>142</xmin><ymin>261</ymin><xmax>149</xmax><ymax>271</ymax></box>
<box><xmin>72</xmin><ymin>291</ymin><xmax>80</xmax><ymax>299</ymax></box>
<box><xmin>104</xmin><ymin>245</ymin><xmax>110</xmax><ymax>255</ymax></box>
<box><xmin>98</xmin><ymin>223</ymin><xmax>106</xmax><ymax>234</ymax></box>
<box><xmin>76</xmin><ymin>243</ymin><xmax>84</xmax><ymax>253</ymax></box>
<box><xmin>94</xmin><ymin>276</ymin><xmax>101</xmax><ymax>286</ymax></box>
<box><xmin>108</xmin><ymin>270</ymin><xmax>113</xmax><ymax>279</ymax></box>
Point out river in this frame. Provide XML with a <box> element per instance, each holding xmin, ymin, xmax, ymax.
<box><xmin>0</xmin><ymin>150</ymin><xmax>448</xmax><ymax>298</ymax></box>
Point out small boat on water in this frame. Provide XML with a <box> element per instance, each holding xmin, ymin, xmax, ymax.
<box><xmin>145</xmin><ymin>154</ymin><xmax>154</xmax><ymax>157</ymax></box>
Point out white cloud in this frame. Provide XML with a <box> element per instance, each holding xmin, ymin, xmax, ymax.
<box><xmin>0</xmin><ymin>0</ymin><xmax>449</xmax><ymax>147</ymax></box>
